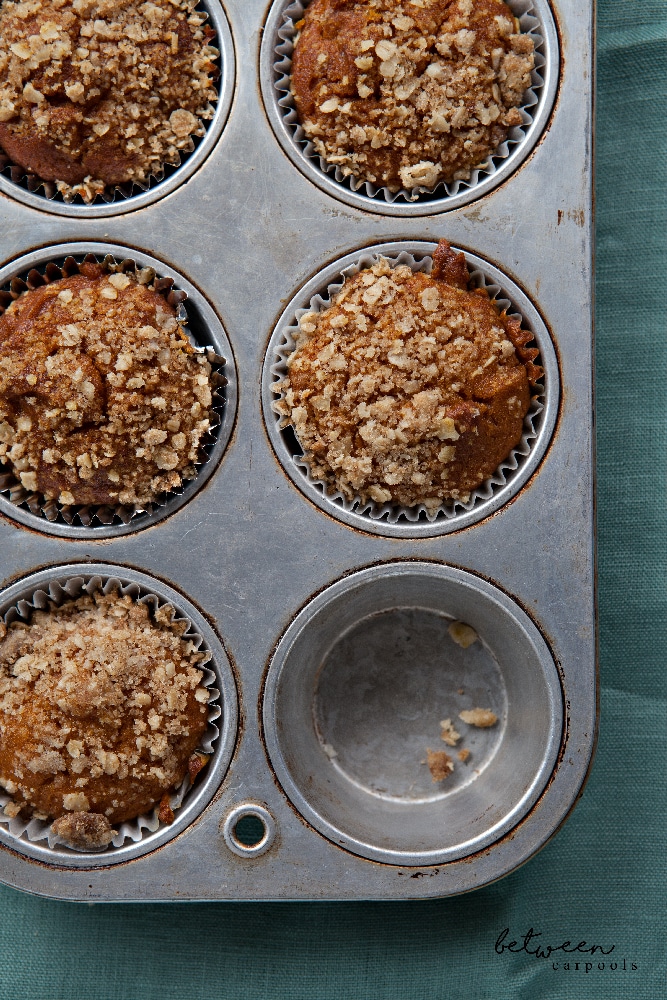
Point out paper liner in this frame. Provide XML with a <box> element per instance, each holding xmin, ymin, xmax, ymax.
<box><xmin>269</xmin><ymin>248</ymin><xmax>545</xmax><ymax>527</ymax></box>
<box><xmin>0</xmin><ymin>0</ymin><xmax>219</xmax><ymax>208</ymax></box>
<box><xmin>271</xmin><ymin>0</ymin><xmax>548</xmax><ymax>205</ymax></box>
<box><xmin>0</xmin><ymin>573</ymin><xmax>221</xmax><ymax>855</ymax></box>
<box><xmin>0</xmin><ymin>252</ymin><xmax>227</xmax><ymax>532</ymax></box>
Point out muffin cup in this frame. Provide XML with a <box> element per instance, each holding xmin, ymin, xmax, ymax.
<box><xmin>262</xmin><ymin>241</ymin><xmax>559</xmax><ymax>538</ymax></box>
<box><xmin>0</xmin><ymin>243</ymin><xmax>237</xmax><ymax>539</ymax></box>
<box><xmin>0</xmin><ymin>564</ymin><xmax>238</xmax><ymax>867</ymax></box>
<box><xmin>263</xmin><ymin>561</ymin><xmax>563</xmax><ymax>866</ymax></box>
<box><xmin>0</xmin><ymin>0</ymin><xmax>235</xmax><ymax>218</ymax></box>
<box><xmin>261</xmin><ymin>0</ymin><xmax>558</xmax><ymax>216</ymax></box>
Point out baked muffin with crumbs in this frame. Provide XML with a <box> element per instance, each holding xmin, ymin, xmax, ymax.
<box><xmin>0</xmin><ymin>588</ymin><xmax>211</xmax><ymax>849</ymax></box>
<box><xmin>0</xmin><ymin>261</ymin><xmax>215</xmax><ymax>509</ymax></box>
<box><xmin>291</xmin><ymin>0</ymin><xmax>535</xmax><ymax>192</ymax></box>
<box><xmin>0</xmin><ymin>0</ymin><xmax>218</xmax><ymax>201</ymax></box>
<box><xmin>276</xmin><ymin>240</ymin><xmax>540</xmax><ymax>510</ymax></box>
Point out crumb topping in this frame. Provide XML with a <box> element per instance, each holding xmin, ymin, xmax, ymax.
<box><xmin>426</xmin><ymin>748</ymin><xmax>453</xmax><ymax>782</ymax></box>
<box><xmin>0</xmin><ymin>0</ymin><xmax>218</xmax><ymax>199</ymax></box>
<box><xmin>51</xmin><ymin>809</ymin><xmax>116</xmax><ymax>849</ymax></box>
<box><xmin>291</xmin><ymin>0</ymin><xmax>534</xmax><ymax>192</ymax></box>
<box><xmin>459</xmin><ymin>707</ymin><xmax>498</xmax><ymax>728</ymax></box>
<box><xmin>439</xmin><ymin>717</ymin><xmax>461</xmax><ymax>746</ymax></box>
<box><xmin>276</xmin><ymin>241</ymin><xmax>539</xmax><ymax>509</ymax></box>
<box><xmin>0</xmin><ymin>261</ymin><xmax>215</xmax><ymax>508</ymax></box>
<box><xmin>448</xmin><ymin>620</ymin><xmax>478</xmax><ymax>648</ymax></box>
<box><xmin>0</xmin><ymin>590</ymin><xmax>210</xmax><ymax>824</ymax></box>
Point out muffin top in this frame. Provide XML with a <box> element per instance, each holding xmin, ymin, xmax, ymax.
<box><xmin>0</xmin><ymin>0</ymin><xmax>217</xmax><ymax>200</ymax></box>
<box><xmin>276</xmin><ymin>241</ymin><xmax>540</xmax><ymax>509</ymax></box>
<box><xmin>0</xmin><ymin>261</ymin><xmax>215</xmax><ymax>509</ymax></box>
<box><xmin>0</xmin><ymin>589</ymin><xmax>210</xmax><ymax>834</ymax></box>
<box><xmin>291</xmin><ymin>0</ymin><xmax>534</xmax><ymax>192</ymax></box>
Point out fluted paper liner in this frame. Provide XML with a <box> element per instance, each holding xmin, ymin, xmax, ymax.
<box><xmin>0</xmin><ymin>573</ymin><xmax>221</xmax><ymax>855</ymax></box>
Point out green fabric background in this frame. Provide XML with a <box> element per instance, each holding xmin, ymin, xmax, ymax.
<box><xmin>1</xmin><ymin>2</ymin><xmax>666</xmax><ymax>997</ymax></box>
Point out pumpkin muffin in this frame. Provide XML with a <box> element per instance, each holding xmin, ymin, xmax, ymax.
<box><xmin>276</xmin><ymin>241</ymin><xmax>540</xmax><ymax>510</ymax></box>
<box><xmin>0</xmin><ymin>588</ymin><xmax>211</xmax><ymax>848</ymax></box>
<box><xmin>291</xmin><ymin>0</ymin><xmax>535</xmax><ymax>193</ymax></box>
<box><xmin>0</xmin><ymin>0</ymin><xmax>217</xmax><ymax>201</ymax></box>
<box><xmin>0</xmin><ymin>261</ymin><xmax>215</xmax><ymax>509</ymax></box>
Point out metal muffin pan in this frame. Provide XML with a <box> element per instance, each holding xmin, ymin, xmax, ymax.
<box><xmin>0</xmin><ymin>0</ymin><xmax>595</xmax><ymax>900</ymax></box>
<box><xmin>0</xmin><ymin>0</ymin><xmax>236</xmax><ymax>217</ymax></box>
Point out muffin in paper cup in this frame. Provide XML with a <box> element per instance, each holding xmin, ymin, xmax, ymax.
<box><xmin>0</xmin><ymin>566</ymin><xmax>237</xmax><ymax>865</ymax></box>
<box><xmin>0</xmin><ymin>245</ymin><xmax>235</xmax><ymax>538</ymax></box>
<box><xmin>263</xmin><ymin>241</ymin><xmax>559</xmax><ymax>538</ymax></box>
<box><xmin>263</xmin><ymin>0</ymin><xmax>556</xmax><ymax>212</ymax></box>
<box><xmin>0</xmin><ymin>0</ymin><xmax>234</xmax><ymax>216</ymax></box>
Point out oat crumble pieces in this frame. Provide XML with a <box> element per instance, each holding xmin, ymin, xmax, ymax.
<box><xmin>426</xmin><ymin>748</ymin><xmax>453</xmax><ymax>782</ymax></box>
<box><xmin>459</xmin><ymin>707</ymin><xmax>498</xmax><ymax>727</ymax></box>
<box><xmin>291</xmin><ymin>0</ymin><xmax>535</xmax><ymax>193</ymax></box>
<box><xmin>0</xmin><ymin>261</ymin><xmax>215</xmax><ymax>508</ymax></box>
<box><xmin>276</xmin><ymin>240</ymin><xmax>540</xmax><ymax>509</ymax></box>
<box><xmin>0</xmin><ymin>589</ymin><xmax>211</xmax><ymax>835</ymax></box>
<box><xmin>0</xmin><ymin>0</ymin><xmax>218</xmax><ymax>200</ymax></box>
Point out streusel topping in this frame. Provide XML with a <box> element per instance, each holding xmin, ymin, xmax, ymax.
<box><xmin>0</xmin><ymin>262</ymin><xmax>215</xmax><ymax>508</ymax></box>
<box><xmin>0</xmin><ymin>0</ymin><xmax>217</xmax><ymax>200</ymax></box>
<box><xmin>291</xmin><ymin>0</ymin><xmax>534</xmax><ymax>192</ymax></box>
<box><xmin>0</xmin><ymin>590</ymin><xmax>210</xmax><ymax>824</ymax></box>
<box><xmin>276</xmin><ymin>241</ymin><xmax>540</xmax><ymax>509</ymax></box>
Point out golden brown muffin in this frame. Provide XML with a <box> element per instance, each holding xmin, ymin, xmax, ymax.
<box><xmin>0</xmin><ymin>0</ymin><xmax>217</xmax><ymax>201</ymax></box>
<box><xmin>276</xmin><ymin>241</ymin><xmax>540</xmax><ymax>509</ymax></box>
<box><xmin>0</xmin><ymin>589</ymin><xmax>211</xmax><ymax>844</ymax></box>
<box><xmin>0</xmin><ymin>261</ymin><xmax>215</xmax><ymax>509</ymax></box>
<box><xmin>291</xmin><ymin>0</ymin><xmax>534</xmax><ymax>192</ymax></box>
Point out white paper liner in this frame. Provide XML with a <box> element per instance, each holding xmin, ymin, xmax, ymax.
<box><xmin>269</xmin><ymin>249</ymin><xmax>545</xmax><ymax>526</ymax></box>
<box><xmin>0</xmin><ymin>0</ymin><xmax>219</xmax><ymax>208</ymax></box>
<box><xmin>272</xmin><ymin>0</ymin><xmax>547</xmax><ymax>205</ymax></box>
<box><xmin>0</xmin><ymin>573</ymin><xmax>221</xmax><ymax>855</ymax></box>
<box><xmin>0</xmin><ymin>252</ymin><xmax>227</xmax><ymax>532</ymax></box>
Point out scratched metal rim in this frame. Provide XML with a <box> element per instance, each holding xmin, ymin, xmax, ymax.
<box><xmin>0</xmin><ymin>0</ymin><xmax>235</xmax><ymax>218</ymax></box>
<box><xmin>0</xmin><ymin>563</ymin><xmax>238</xmax><ymax>868</ymax></box>
<box><xmin>0</xmin><ymin>242</ymin><xmax>238</xmax><ymax>539</ymax></box>
<box><xmin>260</xmin><ymin>0</ymin><xmax>559</xmax><ymax>216</ymax></box>
<box><xmin>262</xmin><ymin>241</ymin><xmax>559</xmax><ymax>538</ymax></box>
<box><xmin>263</xmin><ymin>561</ymin><xmax>564</xmax><ymax>867</ymax></box>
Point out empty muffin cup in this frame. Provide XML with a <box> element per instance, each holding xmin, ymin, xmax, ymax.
<box><xmin>0</xmin><ymin>563</ymin><xmax>238</xmax><ymax>867</ymax></box>
<box><xmin>263</xmin><ymin>561</ymin><xmax>563</xmax><ymax>866</ymax></box>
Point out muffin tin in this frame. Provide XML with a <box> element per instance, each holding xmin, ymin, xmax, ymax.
<box><xmin>0</xmin><ymin>0</ymin><xmax>595</xmax><ymax>900</ymax></box>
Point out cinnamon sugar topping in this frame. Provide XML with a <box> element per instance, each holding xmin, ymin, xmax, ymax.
<box><xmin>291</xmin><ymin>0</ymin><xmax>535</xmax><ymax>192</ymax></box>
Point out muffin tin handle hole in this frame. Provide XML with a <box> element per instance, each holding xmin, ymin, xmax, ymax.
<box><xmin>223</xmin><ymin>804</ymin><xmax>276</xmax><ymax>858</ymax></box>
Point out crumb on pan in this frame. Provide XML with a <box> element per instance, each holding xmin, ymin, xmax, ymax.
<box><xmin>459</xmin><ymin>707</ymin><xmax>498</xmax><ymax>728</ymax></box>
<box><xmin>448</xmin><ymin>620</ymin><xmax>478</xmax><ymax>648</ymax></box>
<box><xmin>457</xmin><ymin>748</ymin><xmax>471</xmax><ymax>763</ymax></box>
<box><xmin>291</xmin><ymin>0</ymin><xmax>535</xmax><ymax>192</ymax></box>
<box><xmin>276</xmin><ymin>240</ymin><xmax>540</xmax><ymax>510</ymax></box>
<box><xmin>0</xmin><ymin>0</ymin><xmax>218</xmax><ymax>200</ymax></box>
<box><xmin>0</xmin><ymin>588</ymin><xmax>211</xmax><ymax>826</ymax></box>
<box><xmin>426</xmin><ymin>748</ymin><xmax>453</xmax><ymax>782</ymax></box>
<box><xmin>0</xmin><ymin>261</ymin><xmax>215</xmax><ymax>509</ymax></box>
<box><xmin>439</xmin><ymin>718</ymin><xmax>461</xmax><ymax>746</ymax></box>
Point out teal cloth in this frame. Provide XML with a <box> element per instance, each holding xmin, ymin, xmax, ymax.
<box><xmin>1</xmin><ymin>3</ymin><xmax>666</xmax><ymax>997</ymax></box>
